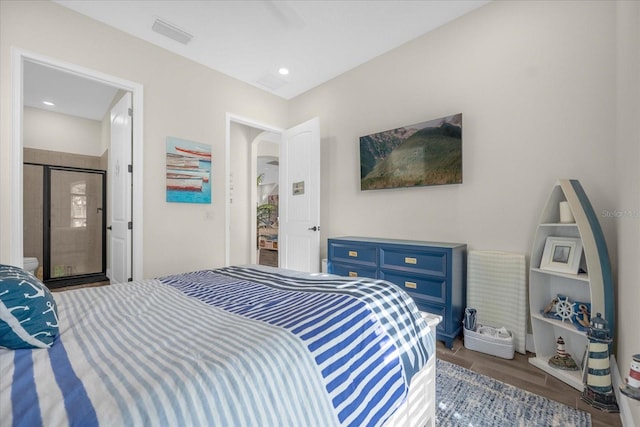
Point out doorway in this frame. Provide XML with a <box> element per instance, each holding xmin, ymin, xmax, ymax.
<box><xmin>11</xmin><ymin>49</ymin><xmax>144</xmax><ymax>280</ymax></box>
<box><xmin>24</xmin><ymin>163</ymin><xmax>107</xmax><ymax>288</ymax></box>
<box><xmin>257</xmin><ymin>150</ymin><xmax>280</xmax><ymax>267</ymax></box>
<box><xmin>226</xmin><ymin>114</ymin><xmax>283</xmax><ymax>266</ymax></box>
<box><xmin>225</xmin><ymin>114</ymin><xmax>321</xmax><ymax>272</ymax></box>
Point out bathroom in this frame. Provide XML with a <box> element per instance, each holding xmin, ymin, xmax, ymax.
<box><xmin>22</xmin><ymin>61</ymin><xmax>120</xmax><ymax>289</ymax></box>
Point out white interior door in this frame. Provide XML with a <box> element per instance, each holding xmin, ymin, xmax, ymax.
<box><xmin>109</xmin><ymin>92</ymin><xmax>132</xmax><ymax>283</ymax></box>
<box><xmin>279</xmin><ymin>117</ymin><xmax>321</xmax><ymax>272</ymax></box>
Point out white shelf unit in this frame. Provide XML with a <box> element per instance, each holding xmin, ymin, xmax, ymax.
<box><xmin>528</xmin><ymin>180</ymin><xmax>615</xmax><ymax>391</ymax></box>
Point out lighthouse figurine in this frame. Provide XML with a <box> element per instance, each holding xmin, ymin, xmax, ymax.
<box><xmin>581</xmin><ymin>313</ymin><xmax>619</xmax><ymax>412</ymax></box>
<box><xmin>620</xmin><ymin>354</ymin><xmax>640</xmax><ymax>400</ymax></box>
<box><xmin>548</xmin><ymin>336</ymin><xmax>578</xmax><ymax>370</ymax></box>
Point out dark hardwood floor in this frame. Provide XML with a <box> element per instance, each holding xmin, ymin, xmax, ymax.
<box><xmin>436</xmin><ymin>337</ymin><xmax>623</xmax><ymax>427</ymax></box>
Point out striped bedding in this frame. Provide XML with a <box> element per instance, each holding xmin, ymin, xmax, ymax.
<box><xmin>0</xmin><ymin>265</ymin><xmax>435</xmax><ymax>427</ymax></box>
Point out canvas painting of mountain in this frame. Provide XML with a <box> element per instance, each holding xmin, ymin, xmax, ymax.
<box><xmin>360</xmin><ymin>113</ymin><xmax>462</xmax><ymax>190</ymax></box>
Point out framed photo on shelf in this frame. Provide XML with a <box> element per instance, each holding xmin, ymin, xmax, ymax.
<box><xmin>540</xmin><ymin>236</ymin><xmax>583</xmax><ymax>274</ymax></box>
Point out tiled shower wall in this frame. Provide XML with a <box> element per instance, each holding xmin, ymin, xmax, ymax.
<box><xmin>24</xmin><ymin>148</ymin><xmax>105</xmax><ymax>277</ymax></box>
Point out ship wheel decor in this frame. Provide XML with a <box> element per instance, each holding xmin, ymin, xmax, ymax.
<box><xmin>555</xmin><ymin>296</ymin><xmax>575</xmax><ymax>323</ymax></box>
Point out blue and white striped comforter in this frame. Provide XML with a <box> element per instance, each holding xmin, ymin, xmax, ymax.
<box><xmin>0</xmin><ymin>266</ymin><xmax>434</xmax><ymax>427</ymax></box>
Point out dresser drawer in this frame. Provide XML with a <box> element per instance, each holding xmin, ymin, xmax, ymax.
<box><xmin>328</xmin><ymin>242</ymin><xmax>377</xmax><ymax>267</ymax></box>
<box><xmin>380</xmin><ymin>247</ymin><xmax>447</xmax><ymax>277</ymax></box>
<box><xmin>380</xmin><ymin>270</ymin><xmax>446</xmax><ymax>303</ymax></box>
<box><xmin>329</xmin><ymin>262</ymin><xmax>377</xmax><ymax>280</ymax></box>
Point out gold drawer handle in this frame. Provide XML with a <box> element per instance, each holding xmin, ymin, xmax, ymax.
<box><xmin>404</xmin><ymin>281</ymin><xmax>417</xmax><ymax>289</ymax></box>
<box><xmin>349</xmin><ymin>271</ymin><xmax>358</xmax><ymax>277</ymax></box>
<box><xmin>405</xmin><ymin>257</ymin><xmax>417</xmax><ymax>265</ymax></box>
<box><xmin>348</xmin><ymin>251</ymin><xmax>358</xmax><ymax>257</ymax></box>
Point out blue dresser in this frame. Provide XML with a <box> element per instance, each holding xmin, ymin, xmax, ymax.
<box><xmin>327</xmin><ymin>236</ymin><xmax>466</xmax><ymax>348</ymax></box>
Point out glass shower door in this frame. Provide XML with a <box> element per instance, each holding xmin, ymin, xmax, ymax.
<box><xmin>48</xmin><ymin>167</ymin><xmax>106</xmax><ymax>283</ymax></box>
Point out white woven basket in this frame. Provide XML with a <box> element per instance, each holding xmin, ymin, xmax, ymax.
<box><xmin>463</xmin><ymin>325</ymin><xmax>515</xmax><ymax>359</ymax></box>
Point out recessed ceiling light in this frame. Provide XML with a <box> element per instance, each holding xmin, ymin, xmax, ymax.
<box><xmin>278</xmin><ymin>67</ymin><xmax>289</xmax><ymax>76</ymax></box>
<box><xmin>42</xmin><ymin>101</ymin><xmax>55</xmax><ymax>107</ymax></box>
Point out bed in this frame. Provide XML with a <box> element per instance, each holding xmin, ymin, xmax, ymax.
<box><xmin>0</xmin><ymin>264</ymin><xmax>438</xmax><ymax>427</ymax></box>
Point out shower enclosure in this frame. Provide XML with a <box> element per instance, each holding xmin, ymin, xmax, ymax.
<box><xmin>24</xmin><ymin>163</ymin><xmax>107</xmax><ymax>288</ymax></box>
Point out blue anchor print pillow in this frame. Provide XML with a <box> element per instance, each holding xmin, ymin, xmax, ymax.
<box><xmin>0</xmin><ymin>264</ymin><xmax>59</xmax><ymax>349</ymax></box>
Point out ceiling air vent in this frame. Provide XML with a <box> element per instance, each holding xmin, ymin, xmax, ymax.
<box><xmin>152</xmin><ymin>18</ymin><xmax>193</xmax><ymax>45</ymax></box>
<box><xmin>256</xmin><ymin>72</ymin><xmax>288</xmax><ymax>90</ymax></box>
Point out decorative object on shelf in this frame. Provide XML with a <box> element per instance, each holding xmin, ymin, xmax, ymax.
<box><xmin>541</xmin><ymin>294</ymin><xmax>591</xmax><ymax>332</ymax></box>
<box><xmin>559</xmin><ymin>201</ymin><xmax>575</xmax><ymax>223</ymax></box>
<box><xmin>539</xmin><ymin>236</ymin><xmax>583</xmax><ymax>274</ymax></box>
<box><xmin>620</xmin><ymin>354</ymin><xmax>640</xmax><ymax>401</ymax></box>
<box><xmin>573</xmin><ymin>302</ymin><xmax>591</xmax><ymax>330</ymax></box>
<box><xmin>581</xmin><ymin>313</ymin><xmax>619</xmax><ymax>412</ymax></box>
<box><xmin>542</xmin><ymin>296</ymin><xmax>559</xmax><ymax>315</ymax></box>
<box><xmin>553</xmin><ymin>296</ymin><xmax>575</xmax><ymax>322</ymax></box>
<box><xmin>548</xmin><ymin>336</ymin><xmax>579</xmax><ymax>371</ymax></box>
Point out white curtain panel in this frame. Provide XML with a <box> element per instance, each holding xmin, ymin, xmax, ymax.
<box><xmin>466</xmin><ymin>250</ymin><xmax>527</xmax><ymax>354</ymax></box>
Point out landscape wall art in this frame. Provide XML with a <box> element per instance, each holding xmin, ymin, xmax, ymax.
<box><xmin>359</xmin><ymin>113</ymin><xmax>462</xmax><ymax>190</ymax></box>
<box><xmin>166</xmin><ymin>137</ymin><xmax>212</xmax><ymax>203</ymax></box>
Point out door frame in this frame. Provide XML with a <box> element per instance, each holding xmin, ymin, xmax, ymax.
<box><xmin>10</xmin><ymin>48</ymin><xmax>144</xmax><ymax>280</ymax></box>
<box><xmin>29</xmin><ymin>163</ymin><xmax>108</xmax><ymax>288</ymax></box>
<box><xmin>225</xmin><ymin>113</ymin><xmax>283</xmax><ymax>266</ymax></box>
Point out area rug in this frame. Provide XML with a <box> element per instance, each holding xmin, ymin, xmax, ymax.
<box><xmin>436</xmin><ymin>359</ymin><xmax>591</xmax><ymax>426</ymax></box>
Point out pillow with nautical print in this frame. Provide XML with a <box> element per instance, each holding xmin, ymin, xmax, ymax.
<box><xmin>0</xmin><ymin>264</ymin><xmax>59</xmax><ymax>349</ymax></box>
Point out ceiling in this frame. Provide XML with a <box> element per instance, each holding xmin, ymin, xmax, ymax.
<box><xmin>27</xmin><ymin>0</ymin><xmax>488</xmax><ymax>119</ymax></box>
<box><xmin>24</xmin><ymin>60</ymin><xmax>120</xmax><ymax>121</ymax></box>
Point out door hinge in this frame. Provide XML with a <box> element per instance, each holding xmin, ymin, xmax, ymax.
<box><xmin>128</xmin><ymin>164</ymin><xmax>132</xmax><ymax>173</ymax></box>
<box><xmin>128</xmin><ymin>222</ymin><xmax>133</xmax><ymax>230</ymax></box>
<box><xmin>128</xmin><ymin>107</ymin><xmax>133</xmax><ymax>117</ymax></box>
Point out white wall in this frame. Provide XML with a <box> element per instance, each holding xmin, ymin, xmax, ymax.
<box><xmin>614</xmin><ymin>1</ymin><xmax>640</xmax><ymax>423</ymax></box>
<box><xmin>229</xmin><ymin>123</ymin><xmax>263</xmax><ymax>265</ymax></box>
<box><xmin>24</xmin><ymin>107</ymin><xmax>103</xmax><ymax>156</ymax></box>
<box><xmin>288</xmin><ymin>1</ymin><xmax>637</xmax><ymax>422</ymax></box>
<box><xmin>1</xmin><ymin>0</ymin><xmax>288</xmax><ymax>277</ymax></box>
<box><xmin>290</xmin><ymin>0</ymin><xmax>617</xmax><ymax>260</ymax></box>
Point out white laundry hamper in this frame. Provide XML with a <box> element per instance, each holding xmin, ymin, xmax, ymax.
<box><xmin>463</xmin><ymin>324</ymin><xmax>515</xmax><ymax>359</ymax></box>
